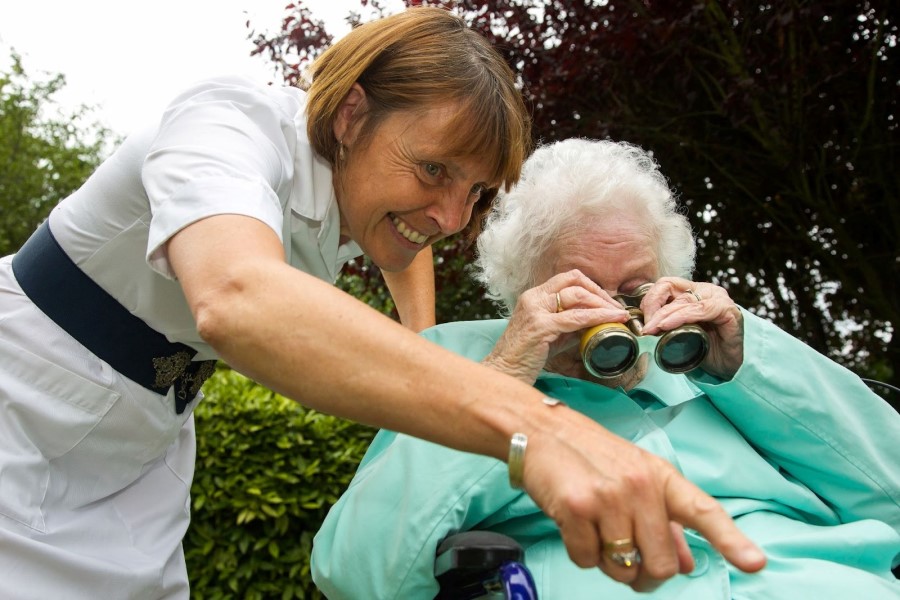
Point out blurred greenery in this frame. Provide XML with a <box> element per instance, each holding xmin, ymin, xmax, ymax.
<box><xmin>0</xmin><ymin>51</ymin><xmax>113</xmax><ymax>256</ymax></box>
<box><xmin>185</xmin><ymin>367</ymin><xmax>375</xmax><ymax>599</ymax></box>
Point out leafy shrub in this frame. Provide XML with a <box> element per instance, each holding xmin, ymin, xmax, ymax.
<box><xmin>185</xmin><ymin>368</ymin><xmax>376</xmax><ymax>599</ymax></box>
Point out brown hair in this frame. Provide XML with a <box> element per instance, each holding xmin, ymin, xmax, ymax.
<box><xmin>304</xmin><ymin>6</ymin><xmax>532</xmax><ymax>237</ymax></box>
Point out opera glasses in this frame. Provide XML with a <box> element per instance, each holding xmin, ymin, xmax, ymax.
<box><xmin>580</xmin><ymin>283</ymin><xmax>710</xmax><ymax>378</ymax></box>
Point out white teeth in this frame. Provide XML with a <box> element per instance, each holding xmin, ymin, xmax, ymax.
<box><xmin>392</xmin><ymin>217</ymin><xmax>428</xmax><ymax>244</ymax></box>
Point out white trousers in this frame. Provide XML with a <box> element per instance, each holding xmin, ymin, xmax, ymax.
<box><xmin>0</xmin><ymin>256</ymin><xmax>195</xmax><ymax>599</ymax></box>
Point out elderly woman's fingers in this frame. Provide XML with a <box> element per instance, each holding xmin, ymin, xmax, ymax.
<box><xmin>636</xmin><ymin>277</ymin><xmax>744</xmax><ymax>378</ymax></box>
<box><xmin>517</xmin><ymin>274</ymin><xmax>614</xmax><ymax>317</ymax></box>
<box><xmin>539</xmin><ymin>269</ymin><xmax>622</xmax><ymax>308</ymax></box>
<box><xmin>483</xmin><ymin>269</ymin><xmax>637</xmax><ymax>383</ymax></box>
<box><xmin>639</xmin><ymin>277</ymin><xmax>734</xmax><ymax>329</ymax></box>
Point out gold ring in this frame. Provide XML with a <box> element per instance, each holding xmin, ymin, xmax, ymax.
<box><xmin>686</xmin><ymin>288</ymin><xmax>702</xmax><ymax>302</ymax></box>
<box><xmin>555</xmin><ymin>291</ymin><xmax>564</xmax><ymax>313</ymax></box>
<box><xmin>603</xmin><ymin>538</ymin><xmax>634</xmax><ymax>551</ymax></box>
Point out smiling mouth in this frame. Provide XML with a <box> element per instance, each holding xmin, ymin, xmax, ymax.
<box><xmin>392</xmin><ymin>215</ymin><xmax>428</xmax><ymax>245</ymax></box>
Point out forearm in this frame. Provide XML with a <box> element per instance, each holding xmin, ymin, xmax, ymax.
<box><xmin>169</xmin><ymin>217</ymin><xmax>555</xmax><ymax>461</ymax></box>
<box><xmin>382</xmin><ymin>246</ymin><xmax>436</xmax><ymax>332</ymax></box>
<box><xmin>207</xmin><ymin>262</ymin><xmax>547</xmax><ymax>458</ymax></box>
<box><xmin>169</xmin><ymin>216</ymin><xmax>769</xmax><ymax>581</ymax></box>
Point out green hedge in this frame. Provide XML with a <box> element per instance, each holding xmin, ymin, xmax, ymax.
<box><xmin>185</xmin><ymin>368</ymin><xmax>376</xmax><ymax>599</ymax></box>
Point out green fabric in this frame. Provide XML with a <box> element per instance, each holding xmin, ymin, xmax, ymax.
<box><xmin>311</xmin><ymin>311</ymin><xmax>900</xmax><ymax>599</ymax></box>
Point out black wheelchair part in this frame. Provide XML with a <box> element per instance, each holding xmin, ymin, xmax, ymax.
<box><xmin>434</xmin><ymin>531</ymin><xmax>537</xmax><ymax>599</ymax></box>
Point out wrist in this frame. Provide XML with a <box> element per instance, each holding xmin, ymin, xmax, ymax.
<box><xmin>508</xmin><ymin>397</ymin><xmax>564</xmax><ymax>489</ymax></box>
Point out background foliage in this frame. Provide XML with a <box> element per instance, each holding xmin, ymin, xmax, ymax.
<box><xmin>253</xmin><ymin>0</ymin><xmax>899</xmax><ymax>397</ymax></box>
<box><xmin>185</xmin><ymin>368</ymin><xmax>375</xmax><ymax>599</ymax></box>
<box><xmin>0</xmin><ymin>52</ymin><xmax>112</xmax><ymax>256</ymax></box>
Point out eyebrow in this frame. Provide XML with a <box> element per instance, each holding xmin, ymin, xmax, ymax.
<box><xmin>442</xmin><ymin>156</ymin><xmax>492</xmax><ymax>187</ymax></box>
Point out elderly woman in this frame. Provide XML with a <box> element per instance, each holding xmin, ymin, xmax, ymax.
<box><xmin>311</xmin><ymin>139</ymin><xmax>900</xmax><ymax>599</ymax></box>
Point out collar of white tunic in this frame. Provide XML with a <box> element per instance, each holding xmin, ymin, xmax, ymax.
<box><xmin>285</xmin><ymin>113</ymin><xmax>362</xmax><ymax>282</ymax></box>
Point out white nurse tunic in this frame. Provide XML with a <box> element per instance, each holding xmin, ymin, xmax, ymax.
<box><xmin>0</xmin><ymin>76</ymin><xmax>361</xmax><ymax>599</ymax></box>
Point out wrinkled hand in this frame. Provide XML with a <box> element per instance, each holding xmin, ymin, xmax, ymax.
<box><xmin>639</xmin><ymin>277</ymin><xmax>744</xmax><ymax>379</ymax></box>
<box><xmin>522</xmin><ymin>407</ymin><xmax>767</xmax><ymax>591</ymax></box>
<box><xmin>482</xmin><ymin>270</ymin><xmax>628</xmax><ymax>383</ymax></box>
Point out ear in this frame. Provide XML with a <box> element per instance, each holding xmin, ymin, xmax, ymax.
<box><xmin>332</xmin><ymin>83</ymin><xmax>367</xmax><ymax>144</ymax></box>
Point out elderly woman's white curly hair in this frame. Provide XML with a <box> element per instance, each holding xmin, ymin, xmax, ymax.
<box><xmin>473</xmin><ymin>138</ymin><xmax>696</xmax><ymax>313</ymax></box>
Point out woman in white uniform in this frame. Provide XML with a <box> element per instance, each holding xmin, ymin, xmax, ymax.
<box><xmin>0</xmin><ymin>7</ymin><xmax>766</xmax><ymax>599</ymax></box>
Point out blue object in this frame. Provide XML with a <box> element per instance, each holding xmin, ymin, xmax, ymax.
<box><xmin>500</xmin><ymin>561</ymin><xmax>538</xmax><ymax>600</ymax></box>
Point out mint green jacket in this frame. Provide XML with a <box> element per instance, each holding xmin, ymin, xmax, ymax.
<box><xmin>311</xmin><ymin>311</ymin><xmax>900</xmax><ymax>599</ymax></box>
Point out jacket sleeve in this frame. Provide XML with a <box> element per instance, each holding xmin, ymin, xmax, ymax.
<box><xmin>690</xmin><ymin>309</ymin><xmax>900</xmax><ymax>532</ymax></box>
<box><xmin>310</xmin><ymin>434</ymin><xmax>518</xmax><ymax>599</ymax></box>
<box><xmin>310</xmin><ymin>320</ymin><xmax>522</xmax><ymax>599</ymax></box>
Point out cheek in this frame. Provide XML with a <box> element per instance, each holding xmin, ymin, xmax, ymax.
<box><xmin>455</xmin><ymin>203</ymin><xmax>477</xmax><ymax>234</ymax></box>
<box><xmin>546</xmin><ymin>348</ymin><xmax>586</xmax><ymax>378</ymax></box>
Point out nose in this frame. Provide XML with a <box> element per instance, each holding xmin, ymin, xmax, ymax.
<box><xmin>425</xmin><ymin>187</ymin><xmax>474</xmax><ymax>235</ymax></box>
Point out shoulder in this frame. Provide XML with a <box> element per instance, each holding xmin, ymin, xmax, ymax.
<box><xmin>420</xmin><ymin>320</ymin><xmax>509</xmax><ymax>361</ymax></box>
<box><xmin>161</xmin><ymin>76</ymin><xmax>307</xmax><ymax>124</ymax></box>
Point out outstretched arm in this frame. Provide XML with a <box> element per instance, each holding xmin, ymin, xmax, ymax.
<box><xmin>168</xmin><ymin>215</ymin><xmax>766</xmax><ymax>591</ymax></box>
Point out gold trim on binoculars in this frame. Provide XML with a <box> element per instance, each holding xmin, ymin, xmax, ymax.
<box><xmin>579</xmin><ymin>285</ymin><xmax>711</xmax><ymax>379</ymax></box>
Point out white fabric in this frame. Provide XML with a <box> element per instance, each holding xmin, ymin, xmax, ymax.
<box><xmin>0</xmin><ymin>255</ymin><xmax>194</xmax><ymax>599</ymax></box>
<box><xmin>0</xmin><ymin>76</ymin><xmax>362</xmax><ymax>598</ymax></box>
<box><xmin>49</xmin><ymin>75</ymin><xmax>361</xmax><ymax>360</ymax></box>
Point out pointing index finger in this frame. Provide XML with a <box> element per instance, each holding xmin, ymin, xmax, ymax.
<box><xmin>665</xmin><ymin>473</ymin><xmax>767</xmax><ymax>573</ymax></box>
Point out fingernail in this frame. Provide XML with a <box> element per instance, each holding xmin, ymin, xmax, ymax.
<box><xmin>739</xmin><ymin>546</ymin><xmax>766</xmax><ymax>564</ymax></box>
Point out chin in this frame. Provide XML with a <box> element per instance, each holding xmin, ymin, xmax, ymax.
<box><xmin>370</xmin><ymin>251</ymin><xmax>417</xmax><ymax>273</ymax></box>
<box><xmin>589</xmin><ymin>372</ymin><xmax>632</xmax><ymax>390</ymax></box>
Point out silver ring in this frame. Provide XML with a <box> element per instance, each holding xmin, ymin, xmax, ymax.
<box><xmin>609</xmin><ymin>548</ymin><xmax>641</xmax><ymax>568</ymax></box>
<box><xmin>686</xmin><ymin>288</ymin><xmax>702</xmax><ymax>302</ymax></box>
<box><xmin>555</xmin><ymin>291</ymin><xmax>564</xmax><ymax>313</ymax></box>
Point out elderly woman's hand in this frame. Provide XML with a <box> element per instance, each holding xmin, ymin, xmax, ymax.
<box><xmin>482</xmin><ymin>270</ymin><xmax>628</xmax><ymax>383</ymax></box>
<box><xmin>638</xmin><ymin>277</ymin><xmax>744</xmax><ymax>379</ymax></box>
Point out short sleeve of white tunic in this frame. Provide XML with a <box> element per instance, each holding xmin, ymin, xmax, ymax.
<box><xmin>142</xmin><ymin>76</ymin><xmax>302</xmax><ymax>277</ymax></box>
<box><xmin>47</xmin><ymin>76</ymin><xmax>359</xmax><ymax>356</ymax></box>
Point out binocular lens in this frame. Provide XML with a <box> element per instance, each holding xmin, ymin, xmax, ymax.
<box><xmin>656</xmin><ymin>326</ymin><xmax>710</xmax><ymax>373</ymax></box>
<box><xmin>580</xmin><ymin>323</ymin><xmax>638</xmax><ymax>378</ymax></box>
<box><xmin>581</xmin><ymin>322</ymin><xmax>710</xmax><ymax>378</ymax></box>
<box><xmin>587</xmin><ymin>336</ymin><xmax>636</xmax><ymax>375</ymax></box>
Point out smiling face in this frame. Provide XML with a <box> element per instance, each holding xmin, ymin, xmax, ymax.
<box><xmin>333</xmin><ymin>100</ymin><xmax>496</xmax><ymax>272</ymax></box>
<box><xmin>538</xmin><ymin>212</ymin><xmax>661</xmax><ymax>387</ymax></box>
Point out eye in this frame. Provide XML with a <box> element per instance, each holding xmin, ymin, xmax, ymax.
<box><xmin>469</xmin><ymin>183</ymin><xmax>486</xmax><ymax>197</ymax></box>
<box><xmin>423</xmin><ymin>163</ymin><xmax>443</xmax><ymax>178</ymax></box>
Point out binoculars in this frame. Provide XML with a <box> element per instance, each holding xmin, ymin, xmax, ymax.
<box><xmin>580</xmin><ymin>283</ymin><xmax>710</xmax><ymax>378</ymax></box>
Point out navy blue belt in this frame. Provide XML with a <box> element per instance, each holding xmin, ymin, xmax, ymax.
<box><xmin>11</xmin><ymin>221</ymin><xmax>215</xmax><ymax>414</ymax></box>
